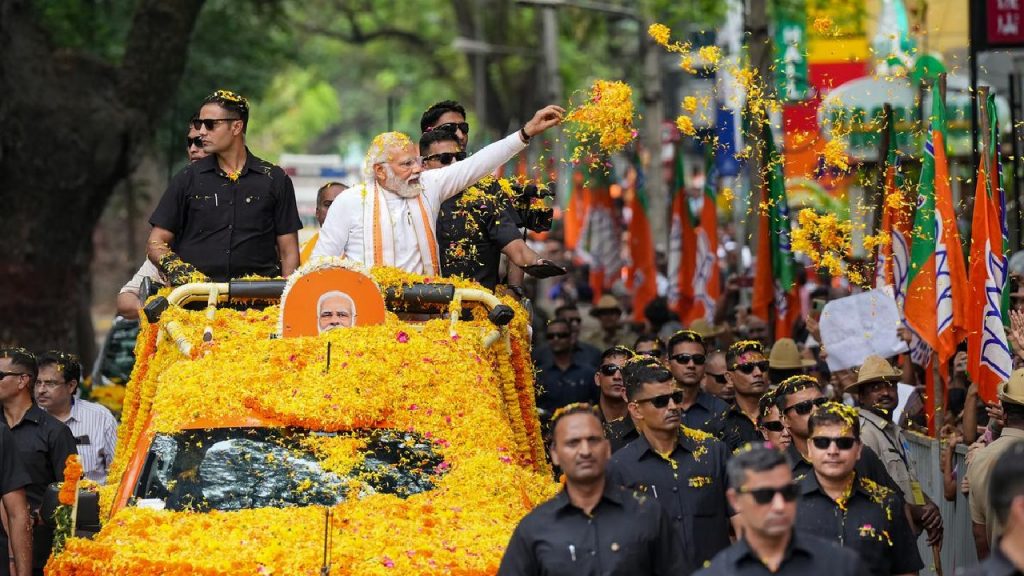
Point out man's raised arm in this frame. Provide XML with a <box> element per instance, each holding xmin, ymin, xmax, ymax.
<box><xmin>423</xmin><ymin>105</ymin><xmax>564</xmax><ymax>203</ymax></box>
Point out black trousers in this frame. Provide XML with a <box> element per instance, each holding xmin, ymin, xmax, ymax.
<box><xmin>0</xmin><ymin>524</ymin><xmax>54</xmax><ymax>576</ymax></box>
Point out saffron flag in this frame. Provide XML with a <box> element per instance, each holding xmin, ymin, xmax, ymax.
<box><xmin>967</xmin><ymin>93</ymin><xmax>1011</xmax><ymax>402</ymax></box>
<box><xmin>627</xmin><ymin>153</ymin><xmax>658</xmax><ymax>324</ymax></box>
<box><xmin>576</xmin><ymin>166</ymin><xmax>622</xmax><ymax>302</ymax></box>
<box><xmin>752</xmin><ymin>122</ymin><xmax>799</xmax><ymax>338</ymax></box>
<box><xmin>904</xmin><ymin>81</ymin><xmax>968</xmax><ymax>369</ymax></box>
<box><xmin>668</xmin><ymin>144</ymin><xmax>696</xmax><ymax>317</ymax></box>
<box><xmin>873</xmin><ymin>112</ymin><xmax>913</xmax><ymax>314</ymax></box>
<box><xmin>563</xmin><ymin>170</ymin><xmax>588</xmax><ymax>250</ymax></box>
<box><xmin>683</xmin><ymin>150</ymin><xmax>721</xmax><ymax>324</ymax></box>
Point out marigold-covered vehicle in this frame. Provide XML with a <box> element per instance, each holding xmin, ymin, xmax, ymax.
<box><xmin>46</xmin><ymin>259</ymin><xmax>555</xmax><ymax>575</ymax></box>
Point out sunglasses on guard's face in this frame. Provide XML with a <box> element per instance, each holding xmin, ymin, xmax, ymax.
<box><xmin>428</xmin><ymin>122</ymin><xmax>470</xmax><ymax>135</ymax></box>
<box><xmin>760</xmin><ymin>420</ymin><xmax>785</xmax><ymax>432</ymax></box>
<box><xmin>423</xmin><ymin>151</ymin><xmax>467</xmax><ymax>166</ymax></box>
<box><xmin>738</xmin><ymin>483</ymin><xmax>800</xmax><ymax>504</ymax></box>
<box><xmin>734</xmin><ymin>360</ymin><xmax>769</xmax><ymax>374</ymax></box>
<box><xmin>783</xmin><ymin>396</ymin><xmax>827</xmax><ymax>416</ymax></box>
<box><xmin>810</xmin><ymin>436</ymin><xmax>857</xmax><ymax>450</ymax></box>
<box><xmin>191</xmin><ymin>117</ymin><xmax>240</xmax><ymax>131</ymax></box>
<box><xmin>599</xmin><ymin>364</ymin><xmax>623</xmax><ymax>376</ymax></box>
<box><xmin>633</xmin><ymin>390</ymin><xmax>684</xmax><ymax>409</ymax></box>
<box><xmin>670</xmin><ymin>353</ymin><xmax>706</xmax><ymax>366</ymax></box>
<box><xmin>186</xmin><ymin>136</ymin><xmax>203</xmax><ymax>148</ymax></box>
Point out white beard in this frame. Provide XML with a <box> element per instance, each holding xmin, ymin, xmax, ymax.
<box><xmin>383</xmin><ymin>166</ymin><xmax>424</xmax><ymax>199</ymax></box>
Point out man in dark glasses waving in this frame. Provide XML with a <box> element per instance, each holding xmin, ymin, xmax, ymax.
<box><xmin>794</xmin><ymin>402</ymin><xmax>923</xmax><ymax>576</ymax></box>
<box><xmin>607</xmin><ymin>361</ymin><xmax>734</xmax><ymax>574</ymax></box>
<box><xmin>696</xmin><ymin>444</ymin><xmax>870</xmax><ymax>576</ymax></box>
<box><xmin>419</xmin><ymin>101</ymin><xmax>551</xmax><ymax>290</ymax></box>
<box><xmin>148</xmin><ymin>90</ymin><xmax>302</xmax><ymax>284</ymax></box>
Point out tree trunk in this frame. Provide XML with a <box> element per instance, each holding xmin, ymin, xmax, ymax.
<box><xmin>0</xmin><ymin>0</ymin><xmax>203</xmax><ymax>356</ymax></box>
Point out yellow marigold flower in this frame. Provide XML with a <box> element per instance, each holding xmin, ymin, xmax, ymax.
<box><xmin>679</xmin><ymin>54</ymin><xmax>696</xmax><ymax>74</ymax></box>
<box><xmin>648</xmin><ymin>23</ymin><xmax>671</xmax><ymax>47</ymax></box>
<box><xmin>721</xmin><ymin>187</ymin><xmax>734</xmax><ymax>202</ymax></box>
<box><xmin>823</xmin><ymin>139</ymin><xmax>850</xmax><ymax>172</ymax></box>
<box><xmin>675</xmin><ymin>115</ymin><xmax>696</xmax><ymax>136</ymax></box>
<box><xmin>862</xmin><ymin>232</ymin><xmax>891</xmax><ymax>251</ymax></box>
<box><xmin>813</xmin><ymin>16</ymin><xmax>833</xmax><ymax>34</ymax></box>
<box><xmin>698</xmin><ymin>45</ymin><xmax>722</xmax><ymax>66</ymax></box>
<box><xmin>682</xmin><ymin>96</ymin><xmax>698</xmax><ymax>113</ymax></box>
<box><xmin>566</xmin><ymin>80</ymin><xmax>637</xmax><ymax>162</ymax></box>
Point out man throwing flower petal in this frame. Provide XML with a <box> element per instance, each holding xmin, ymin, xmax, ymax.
<box><xmin>312</xmin><ymin>105</ymin><xmax>564</xmax><ymax>273</ymax></box>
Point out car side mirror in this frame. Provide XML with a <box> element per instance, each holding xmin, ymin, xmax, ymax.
<box><xmin>41</xmin><ymin>483</ymin><xmax>101</xmax><ymax>539</ymax></box>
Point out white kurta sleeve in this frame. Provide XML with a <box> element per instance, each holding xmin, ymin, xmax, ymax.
<box><xmin>312</xmin><ymin>190</ymin><xmax>357</xmax><ymax>258</ymax></box>
<box><xmin>421</xmin><ymin>131</ymin><xmax>527</xmax><ymax>205</ymax></box>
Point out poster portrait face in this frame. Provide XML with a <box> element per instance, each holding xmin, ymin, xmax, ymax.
<box><xmin>317</xmin><ymin>291</ymin><xmax>357</xmax><ymax>333</ymax></box>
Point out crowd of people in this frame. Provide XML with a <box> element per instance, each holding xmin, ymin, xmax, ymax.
<box><xmin>6</xmin><ymin>86</ymin><xmax>1024</xmax><ymax>575</ymax></box>
<box><xmin>0</xmin><ymin>349</ymin><xmax>116</xmax><ymax>576</ymax></box>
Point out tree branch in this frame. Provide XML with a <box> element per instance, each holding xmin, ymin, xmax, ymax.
<box><xmin>298</xmin><ymin>21</ymin><xmax>454</xmax><ymax>81</ymax></box>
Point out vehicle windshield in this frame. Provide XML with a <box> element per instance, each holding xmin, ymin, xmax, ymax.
<box><xmin>133</xmin><ymin>427</ymin><xmax>444</xmax><ymax>512</ymax></box>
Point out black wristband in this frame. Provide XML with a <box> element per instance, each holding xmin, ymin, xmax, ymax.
<box><xmin>519</xmin><ymin>127</ymin><xmax>531</xmax><ymax>143</ymax></box>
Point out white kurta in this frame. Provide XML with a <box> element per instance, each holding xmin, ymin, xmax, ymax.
<box><xmin>312</xmin><ymin>132</ymin><xmax>527</xmax><ymax>273</ymax></box>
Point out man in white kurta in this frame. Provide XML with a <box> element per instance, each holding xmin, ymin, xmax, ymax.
<box><xmin>312</xmin><ymin>105</ymin><xmax>564</xmax><ymax>274</ymax></box>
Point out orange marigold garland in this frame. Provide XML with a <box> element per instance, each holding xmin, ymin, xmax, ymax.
<box><xmin>60</xmin><ymin>266</ymin><xmax>557</xmax><ymax>575</ymax></box>
<box><xmin>565</xmin><ymin>80</ymin><xmax>637</xmax><ymax>164</ymax></box>
<box><xmin>52</xmin><ymin>455</ymin><xmax>83</xmax><ymax>554</ymax></box>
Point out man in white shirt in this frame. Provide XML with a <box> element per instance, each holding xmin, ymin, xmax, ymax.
<box><xmin>34</xmin><ymin>352</ymin><xmax>118</xmax><ymax>484</ymax></box>
<box><xmin>312</xmin><ymin>105</ymin><xmax>564</xmax><ymax>273</ymax></box>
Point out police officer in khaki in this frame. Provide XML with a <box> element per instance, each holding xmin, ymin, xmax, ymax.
<box><xmin>849</xmin><ymin>355</ymin><xmax>943</xmax><ymax>548</ymax></box>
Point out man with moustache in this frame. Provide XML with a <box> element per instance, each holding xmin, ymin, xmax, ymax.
<box><xmin>299</xmin><ymin>181</ymin><xmax>349</xmax><ymax>264</ymax></box>
<box><xmin>607</xmin><ymin>362</ymin><xmax>733</xmax><ymax>574</ymax></box>
<box><xmin>497</xmin><ymin>404</ymin><xmax>685</xmax><ymax>575</ymax></box>
<box><xmin>313</xmin><ymin>105</ymin><xmax>564</xmax><ymax>273</ymax></box>
<box><xmin>850</xmin><ymin>356</ymin><xmax>942</xmax><ymax>549</ymax></box>
<box><xmin>592</xmin><ymin>346</ymin><xmax>637</xmax><ymax>452</ymax></box>
<box><xmin>696</xmin><ymin>444</ymin><xmax>869</xmax><ymax>576</ymax></box>
<box><xmin>794</xmin><ymin>402</ymin><xmax>922</xmax><ymax>576</ymax></box>
<box><xmin>667</xmin><ymin>330</ymin><xmax>728</xmax><ymax>435</ymax></box>
<box><xmin>718</xmin><ymin>341</ymin><xmax>769</xmax><ymax>450</ymax></box>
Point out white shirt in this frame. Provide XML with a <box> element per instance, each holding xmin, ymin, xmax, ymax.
<box><xmin>65</xmin><ymin>398</ymin><xmax>119</xmax><ymax>484</ymax></box>
<box><xmin>119</xmin><ymin>259</ymin><xmax>162</xmax><ymax>295</ymax></box>
<box><xmin>312</xmin><ymin>132</ymin><xmax>528</xmax><ymax>272</ymax></box>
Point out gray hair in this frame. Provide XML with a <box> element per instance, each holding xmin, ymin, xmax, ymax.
<box><xmin>317</xmin><ymin>290</ymin><xmax>357</xmax><ymax>332</ymax></box>
<box><xmin>362</xmin><ymin>131</ymin><xmax>414</xmax><ymax>183</ymax></box>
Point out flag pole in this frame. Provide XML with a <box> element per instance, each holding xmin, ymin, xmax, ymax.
<box><xmin>933</xmin><ymin>72</ymin><xmax>948</xmax><ymax>439</ymax></box>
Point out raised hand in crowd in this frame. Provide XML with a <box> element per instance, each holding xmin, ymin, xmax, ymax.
<box><xmin>1009</xmin><ymin>309</ymin><xmax>1024</xmax><ymax>359</ymax></box>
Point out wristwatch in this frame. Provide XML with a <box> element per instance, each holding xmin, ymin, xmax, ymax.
<box><xmin>519</xmin><ymin>127</ymin><xmax>531</xmax><ymax>143</ymax></box>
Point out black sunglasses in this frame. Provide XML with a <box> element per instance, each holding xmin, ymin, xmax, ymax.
<box><xmin>707</xmin><ymin>372</ymin><xmax>728</xmax><ymax>384</ymax></box>
<box><xmin>760</xmin><ymin>420</ymin><xmax>785</xmax><ymax>433</ymax></box>
<box><xmin>186</xmin><ymin>136</ymin><xmax>203</xmax><ymax>148</ymax></box>
<box><xmin>671</xmin><ymin>353</ymin><xmax>706</xmax><ymax>365</ymax></box>
<box><xmin>738</xmin><ymin>483</ymin><xmax>799</xmax><ymax>504</ymax></box>
<box><xmin>734</xmin><ymin>360</ymin><xmax>769</xmax><ymax>374</ymax></box>
<box><xmin>784</xmin><ymin>396</ymin><xmax>828</xmax><ymax>416</ymax></box>
<box><xmin>634</xmin><ymin>390</ymin><xmax>684</xmax><ymax>409</ymax></box>
<box><xmin>191</xmin><ymin>117</ymin><xmax>240</xmax><ymax>131</ymax></box>
<box><xmin>598</xmin><ymin>364</ymin><xmax>623</xmax><ymax>376</ymax></box>
<box><xmin>423</xmin><ymin>151</ymin><xmax>467</xmax><ymax>166</ymax></box>
<box><xmin>546</xmin><ymin>332</ymin><xmax>571</xmax><ymax>340</ymax></box>
<box><xmin>429</xmin><ymin>121</ymin><xmax>470</xmax><ymax>135</ymax></box>
<box><xmin>0</xmin><ymin>371</ymin><xmax>27</xmax><ymax>380</ymax></box>
<box><xmin>810</xmin><ymin>436</ymin><xmax>857</xmax><ymax>450</ymax></box>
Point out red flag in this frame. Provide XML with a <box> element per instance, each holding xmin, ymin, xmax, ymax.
<box><xmin>683</xmin><ymin>152</ymin><xmax>721</xmax><ymax>324</ymax></box>
<box><xmin>668</xmin><ymin>145</ymin><xmax>696</xmax><ymax>318</ymax></box>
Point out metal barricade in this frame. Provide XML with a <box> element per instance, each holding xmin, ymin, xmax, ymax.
<box><xmin>904</xmin><ymin>433</ymin><xmax>977</xmax><ymax>574</ymax></box>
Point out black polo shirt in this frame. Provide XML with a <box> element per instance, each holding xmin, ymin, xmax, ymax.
<box><xmin>794</xmin><ymin>472</ymin><xmax>923</xmax><ymax>576</ymax></box>
<box><xmin>786</xmin><ymin>442</ymin><xmax>901</xmax><ymax>494</ymax></box>
<box><xmin>0</xmin><ymin>425</ymin><xmax>29</xmax><ymax>496</ymax></box>
<box><xmin>679</xmin><ymin>390</ymin><xmax>729</xmax><ymax>436</ymax></box>
<box><xmin>607</xmin><ymin>427</ymin><xmax>732</xmax><ymax>574</ymax></box>
<box><xmin>960</xmin><ymin>546</ymin><xmax>1023</xmax><ymax>576</ymax></box>
<box><xmin>596</xmin><ymin>406</ymin><xmax>639</xmax><ymax>453</ymax></box>
<box><xmin>533</xmin><ymin>342</ymin><xmax>603</xmax><ymax>373</ymax></box>
<box><xmin>695</xmin><ymin>531</ymin><xmax>872</xmax><ymax>576</ymax></box>
<box><xmin>437</xmin><ymin>190</ymin><xmax>522</xmax><ymax>290</ymax></box>
<box><xmin>5</xmin><ymin>404</ymin><xmax>76</xmax><ymax>509</ymax></box>
<box><xmin>535</xmin><ymin>359</ymin><xmax>598</xmax><ymax>420</ymax></box>
<box><xmin>149</xmin><ymin>149</ymin><xmax>303</xmax><ymax>281</ymax></box>
<box><xmin>497</xmin><ymin>483</ymin><xmax>685</xmax><ymax>576</ymax></box>
<box><xmin>716</xmin><ymin>404</ymin><xmax>764</xmax><ymax>451</ymax></box>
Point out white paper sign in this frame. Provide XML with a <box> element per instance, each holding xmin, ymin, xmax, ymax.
<box><xmin>820</xmin><ymin>291</ymin><xmax>909</xmax><ymax>372</ymax></box>
<box><xmin>892</xmin><ymin>383</ymin><xmax>915</xmax><ymax>425</ymax></box>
